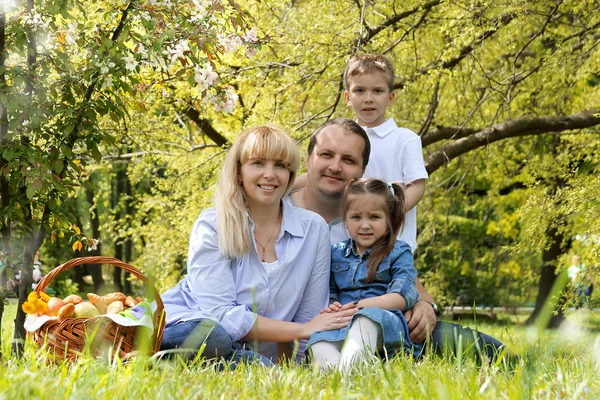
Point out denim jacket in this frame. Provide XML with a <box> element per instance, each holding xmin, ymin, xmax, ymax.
<box><xmin>330</xmin><ymin>239</ymin><xmax>418</xmax><ymax>310</ymax></box>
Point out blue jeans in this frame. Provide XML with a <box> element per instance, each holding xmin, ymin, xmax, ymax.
<box><xmin>160</xmin><ymin>318</ymin><xmax>274</xmax><ymax>367</ymax></box>
<box><xmin>428</xmin><ymin>321</ymin><xmax>508</xmax><ymax>363</ymax></box>
<box><xmin>160</xmin><ymin>318</ymin><xmax>233</xmax><ymax>360</ymax></box>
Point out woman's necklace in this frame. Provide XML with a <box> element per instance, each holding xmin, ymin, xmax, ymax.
<box><xmin>254</xmin><ymin>210</ymin><xmax>281</xmax><ymax>262</ymax></box>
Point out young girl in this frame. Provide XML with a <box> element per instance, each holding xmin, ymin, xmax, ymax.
<box><xmin>308</xmin><ymin>178</ymin><xmax>422</xmax><ymax>369</ymax></box>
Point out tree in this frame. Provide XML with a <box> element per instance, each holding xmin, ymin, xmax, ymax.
<box><xmin>0</xmin><ymin>0</ymin><xmax>255</xmax><ymax>354</ymax></box>
<box><xmin>28</xmin><ymin>0</ymin><xmax>599</xmax><ymax>331</ymax></box>
<box><xmin>208</xmin><ymin>0</ymin><xmax>599</xmax><ymax>324</ymax></box>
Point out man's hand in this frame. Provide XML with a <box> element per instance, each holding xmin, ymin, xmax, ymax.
<box><xmin>404</xmin><ymin>300</ymin><xmax>437</xmax><ymax>343</ymax></box>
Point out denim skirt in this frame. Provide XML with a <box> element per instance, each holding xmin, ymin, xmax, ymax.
<box><xmin>308</xmin><ymin>308</ymin><xmax>423</xmax><ymax>357</ymax></box>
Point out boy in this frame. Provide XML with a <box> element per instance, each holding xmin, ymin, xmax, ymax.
<box><xmin>343</xmin><ymin>54</ymin><xmax>427</xmax><ymax>251</ymax></box>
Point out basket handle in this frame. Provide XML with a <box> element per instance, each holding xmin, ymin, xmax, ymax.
<box><xmin>34</xmin><ymin>256</ymin><xmax>165</xmax><ymax>352</ymax></box>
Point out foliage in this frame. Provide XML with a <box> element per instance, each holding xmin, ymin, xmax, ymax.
<box><xmin>115</xmin><ymin>0</ymin><xmax>600</xmax><ymax>306</ymax></box>
<box><xmin>4</xmin><ymin>0</ymin><xmax>599</xmax><ymax>314</ymax></box>
<box><xmin>0</xmin><ymin>0</ymin><xmax>258</xmax><ymax>350</ymax></box>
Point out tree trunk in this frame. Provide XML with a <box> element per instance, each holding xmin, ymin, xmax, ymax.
<box><xmin>112</xmin><ymin>164</ymin><xmax>127</xmax><ymax>291</ymax></box>
<box><xmin>0</xmin><ymin>294</ymin><xmax>4</xmax><ymax>361</ymax></box>
<box><xmin>526</xmin><ymin>224</ymin><xmax>570</xmax><ymax>327</ymax></box>
<box><xmin>123</xmin><ymin>173</ymin><xmax>133</xmax><ymax>293</ymax></box>
<box><xmin>526</xmin><ymin>136</ymin><xmax>571</xmax><ymax>328</ymax></box>
<box><xmin>86</xmin><ymin>176</ymin><xmax>104</xmax><ymax>293</ymax></box>
<box><xmin>12</xmin><ymin>249</ymin><xmax>34</xmax><ymax>356</ymax></box>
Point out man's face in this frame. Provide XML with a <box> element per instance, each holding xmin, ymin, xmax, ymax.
<box><xmin>306</xmin><ymin>124</ymin><xmax>366</xmax><ymax>198</ymax></box>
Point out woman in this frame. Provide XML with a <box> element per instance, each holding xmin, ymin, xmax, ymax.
<box><xmin>160</xmin><ymin>126</ymin><xmax>358</xmax><ymax>364</ymax></box>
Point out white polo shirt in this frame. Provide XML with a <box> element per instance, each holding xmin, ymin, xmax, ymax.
<box><xmin>362</xmin><ymin>118</ymin><xmax>429</xmax><ymax>251</ymax></box>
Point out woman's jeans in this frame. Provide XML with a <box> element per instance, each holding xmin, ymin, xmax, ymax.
<box><xmin>160</xmin><ymin>318</ymin><xmax>273</xmax><ymax>367</ymax></box>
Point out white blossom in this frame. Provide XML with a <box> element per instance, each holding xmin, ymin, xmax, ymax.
<box><xmin>66</xmin><ymin>21</ymin><xmax>78</xmax><ymax>45</ymax></box>
<box><xmin>23</xmin><ymin>9</ymin><xmax>49</xmax><ymax>30</ymax></box>
<box><xmin>242</xmin><ymin>28</ymin><xmax>258</xmax><ymax>44</ymax></box>
<box><xmin>246</xmin><ymin>47</ymin><xmax>257</xmax><ymax>58</ymax></box>
<box><xmin>101</xmin><ymin>76</ymin><xmax>114</xmax><ymax>90</ymax></box>
<box><xmin>122</xmin><ymin>55</ymin><xmax>138</xmax><ymax>71</ymax></box>
<box><xmin>136</xmin><ymin>42</ymin><xmax>147</xmax><ymax>56</ymax></box>
<box><xmin>194</xmin><ymin>63</ymin><xmax>219</xmax><ymax>89</ymax></box>
<box><xmin>164</xmin><ymin>39</ymin><xmax>190</xmax><ymax>66</ymax></box>
<box><xmin>212</xmin><ymin>86</ymin><xmax>238</xmax><ymax>113</ymax></box>
<box><xmin>87</xmin><ymin>239</ymin><xmax>99</xmax><ymax>251</ymax></box>
<box><xmin>217</xmin><ymin>34</ymin><xmax>243</xmax><ymax>54</ymax></box>
<box><xmin>190</xmin><ymin>0</ymin><xmax>211</xmax><ymax>20</ymax></box>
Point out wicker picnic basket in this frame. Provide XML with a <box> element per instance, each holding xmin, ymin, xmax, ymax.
<box><xmin>31</xmin><ymin>256</ymin><xmax>165</xmax><ymax>361</ymax></box>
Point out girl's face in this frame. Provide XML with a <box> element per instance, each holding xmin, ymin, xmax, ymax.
<box><xmin>238</xmin><ymin>158</ymin><xmax>291</xmax><ymax>209</ymax></box>
<box><xmin>344</xmin><ymin>193</ymin><xmax>388</xmax><ymax>254</ymax></box>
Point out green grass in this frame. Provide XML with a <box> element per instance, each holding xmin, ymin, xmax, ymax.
<box><xmin>1</xmin><ymin>303</ymin><xmax>600</xmax><ymax>399</ymax></box>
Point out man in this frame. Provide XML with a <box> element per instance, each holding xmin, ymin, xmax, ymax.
<box><xmin>291</xmin><ymin>118</ymin><xmax>509</xmax><ymax>362</ymax></box>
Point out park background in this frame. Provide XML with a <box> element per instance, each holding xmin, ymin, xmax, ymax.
<box><xmin>1</xmin><ymin>0</ymin><xmax>599</xmax><ymax>398</ymax></box>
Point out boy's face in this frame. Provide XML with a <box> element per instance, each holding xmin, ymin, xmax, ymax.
<box><xmin>344</xmin><ymin>72</ymin><xmax>395</xmax><ymax>128</ymax></box>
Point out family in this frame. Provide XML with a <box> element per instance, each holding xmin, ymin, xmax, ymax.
<box><xmin>159</xmin><ymin>54</ymin><xmax>510</xmax><ymax>369</ymax></box>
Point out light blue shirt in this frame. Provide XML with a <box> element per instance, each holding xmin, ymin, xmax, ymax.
<box><xmin>161</xmin><ymin>198</ymin><xmax>331</xmax><ymax>361</ymax></box>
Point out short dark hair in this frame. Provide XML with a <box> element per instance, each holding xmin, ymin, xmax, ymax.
<box><xmin>307</xmin><ymin>118</ymin><xmax>370</xmax><ymax>168</ymax></box>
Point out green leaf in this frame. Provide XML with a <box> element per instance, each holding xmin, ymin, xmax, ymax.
<box><xmin>26</xmin><ymin>185</ymin><xmax>36</xmax><ymax>199</ymax></box>
<box><xmin>61</xmin><ymin>144</ymin><xmax>73</xmax><ymax>158</ymax></box>
<box><xmin>91</xmin><ymin>146</ymin><xmax>102</xmax><ymax>162</ymax></box>
<box><xmin>2</xmin><ymin>149</ymin><xmax>15</xmax><ymax>161</ymax></box>
<box><xmin>54</xmin><ymin>159</ymin><xmax>64</xmax><ymax>174</ymax></box>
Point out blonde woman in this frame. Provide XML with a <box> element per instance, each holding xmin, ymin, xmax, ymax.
<box><xmin>160</xmin><ymin>126</ymin><xmax>359</xmax><ymax>365</ymax></box>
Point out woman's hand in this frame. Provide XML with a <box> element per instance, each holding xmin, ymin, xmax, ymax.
<box><xmin>302</xmin><ymin>305</ymin><xmax>359</xmax><ymax>338</ymax></box>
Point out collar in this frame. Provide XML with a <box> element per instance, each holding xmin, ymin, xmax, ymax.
<box><xmin>361</xmin><ymin>118</ymin><xmax>397</xmax><ymax>138</ymax></box>
<box><xmin>344</xmin><ymin>239</ymin><xmax>371</xmax><ymax>258</ymax></box>
<box><xmin>247</xmin><ymin>198</ymin><xmax>304</xmax><ymax>239</ymax></box>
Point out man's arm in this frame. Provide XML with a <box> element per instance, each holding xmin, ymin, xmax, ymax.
<box><xmin>404</xmin><ymin>278</ymin><xmax>437</xmax><ymax>343</ymax></box>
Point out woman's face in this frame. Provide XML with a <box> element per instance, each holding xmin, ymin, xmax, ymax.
<box><xmin>238</xmin><ymin>158</ymin><xmax>291</xmax><ymax>209</ymax></box>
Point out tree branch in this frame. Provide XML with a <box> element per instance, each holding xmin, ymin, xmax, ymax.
<box><xmin>103</xmin><ymin>145</ymin><xmax>221</xmax><ymax>161</ymax></box>
<box><xmin>185</xmin><ymin>107</ymin><xmax>229</xmax><ymax>147</ymax></box>
<box><xmin>357</xmin><ymin>0</ymin><xmax>442</xmax><ymax>46</ymax></box>
<box><xmin>72</xmin><ymin>1</ymin><xmax>135</xmax><ymax>134</ymax></box>
<box><xmin>394</xmin><ymin>11</ymin><xmax>516</xmax><ymax>90</ymax></box>
<box><xmin>425</xmin><ymin>110</ymin><xmax>600</xmax><ymax>174</ymax></box>
<box><xmin>422</xmin><ymin>125</ymin><xmax>479</xmax><ymax>147</ymax></box>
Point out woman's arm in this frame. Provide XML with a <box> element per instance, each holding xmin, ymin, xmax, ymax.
<box><xmin>242</xmin><ymin>313</ymin><xmax>354</xmax><ymax>342</ymax></box>
<box><xmin>185</xmin><ymin>211</ymin><xmax>257</xmax><ymax>341</ymax></box>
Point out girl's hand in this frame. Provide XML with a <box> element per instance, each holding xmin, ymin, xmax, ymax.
<box><xmin>319</xmin><ymin>301</ymin><xmax>356</xmax><ymax>314</ymax></box>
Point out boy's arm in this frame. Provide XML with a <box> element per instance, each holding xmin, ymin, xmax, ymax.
<box><xmin>293</xmin><ymin>173</ymin><xmax>308</xmax><ymax>191</ymax></box>
<box><xmin>395</xmin><ymin>179</ymin><xmax>426</xmax><ymax>213</ymax></box>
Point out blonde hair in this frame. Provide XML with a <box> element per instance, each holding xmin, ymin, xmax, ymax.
<box><xmin>344</xmin><ymin>54</ymin><xmax>395</xmax><ymax>92</ymax></box>
<box><xmin>215</xmin><ymin>126</ymin><xmax>300</xmax><ymax>258</ymax></box>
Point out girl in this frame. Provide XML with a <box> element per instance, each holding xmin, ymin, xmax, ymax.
<box><xmin>308</xmin><ymin>178</ymin><xmax>422</xmax><ymax>369</ymax></box>
<box><xmin>160</xmin><ymin>126</ymin><xmax>358</xmax><ymax>365</ymax></box>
